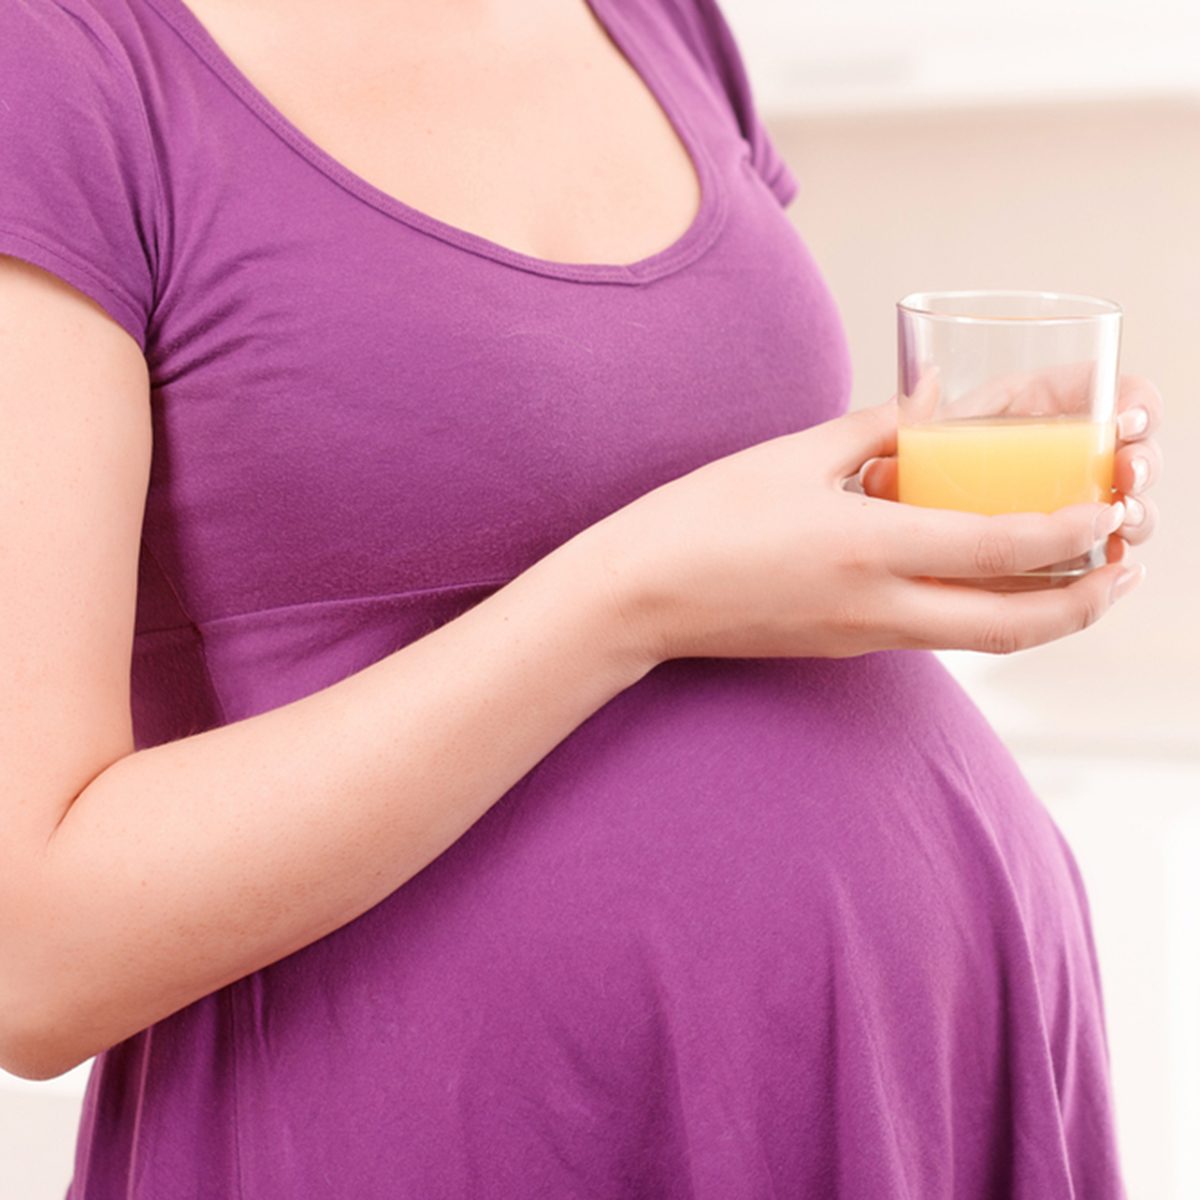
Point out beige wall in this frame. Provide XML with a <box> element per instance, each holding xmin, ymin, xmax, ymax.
<box><xmin>770</xmin><ymin>98</ymin><xmax>1199</xmax><ymax>757</ymax></box>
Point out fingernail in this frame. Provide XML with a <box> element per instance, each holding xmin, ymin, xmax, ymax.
<box><xmin>1118</xmin><ymin>407</ymin><xmax>1149</xmax><ymax>439</ymax></box>
<box><xmin>1131</xmin><ymin>456</ymin><xmax>1149</xmax><ymax>492</ymax></box>
<box><xmin>1095</xmin><ymin>501</ymin><xmax>1125</xmax><ymax>538</ymax></box>
<box><xmin>1123</xmin><ymin>494</ymin><xmax>1145</xmax><ymax>527</ymax></box>
<box><xmin>1110</xmin><ymin>562</ymin><xmax>1146</xmax><ymax>602</ymax></box>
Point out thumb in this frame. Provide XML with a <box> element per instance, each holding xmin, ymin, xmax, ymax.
<box><xmin>825</xmin><ymin>395</ymin><xmax>899</xmax><ymax>479</ymax></box>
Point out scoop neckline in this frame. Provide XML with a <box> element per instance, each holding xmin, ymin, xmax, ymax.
<box><xmin>142</xmin><ymin>0</ymin><xmax>728</xmax><ymax>285</ymax></box>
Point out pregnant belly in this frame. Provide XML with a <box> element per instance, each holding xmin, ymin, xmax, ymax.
<box><xmin>131</xmin><ymin>650</ymin><xmax>1117</xmax><ymax>1197</ymax></box>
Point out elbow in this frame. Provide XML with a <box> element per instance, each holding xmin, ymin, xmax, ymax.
<box><xmin>0</xmin><ymin>985</ymin><xmax>93</xmax><ymax>1082</ymax></box>
<box><xmin>1</xmin><ymin>1023</ymin><xmax>92</xmax><ymax>1083</ymax></box>
<box><xmin>0</xmin><ymin>869</ymin><xmax>102</xmax><ymax>1080</ymax></box>
<box><xmin>0</xmin><ymin>1042</ymin><xmax>79</xmax><ymax>1084</ymax></box>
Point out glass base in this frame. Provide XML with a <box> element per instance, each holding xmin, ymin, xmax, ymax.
<box><xmin>953</xmin><ymin>544</ymin><xmax>1104</xmax><ymax>592</ymax></box>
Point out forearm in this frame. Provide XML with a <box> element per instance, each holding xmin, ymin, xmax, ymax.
<box><xmin>11</xmin><ymin>525</ymin><xmax>656</xmax><ymax>1078</ymax></box>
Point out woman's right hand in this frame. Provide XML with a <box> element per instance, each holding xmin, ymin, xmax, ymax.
<box><xmin>585</xmin><ymin>397</ymin><xmax>1145</xmax><ymax>665</ymax></box>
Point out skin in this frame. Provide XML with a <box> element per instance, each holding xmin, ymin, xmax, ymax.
<box><xmin>181</xmin><ymin>0</ymin><xmax>703</xmax><ymax>264</ymax></box>
<box><xmin>592</xmin><ymin>391</ymin><xmax>1159</xmax><ymax>666</ymax></box>
<box><xmin>0</xmin><ymin>0</ymin><xmax>1162</xmax><ymax>1079</ymax></box>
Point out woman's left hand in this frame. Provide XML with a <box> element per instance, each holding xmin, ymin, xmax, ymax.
<box><xmin>858</xmin><ymin>372</ymin><xmax>1164</xmax><ymax>564</ymax></box>
<box><xmin>1104</xmin><ymin>374</ymin><xmax>1163</xmax><ymax>562</ymax></box>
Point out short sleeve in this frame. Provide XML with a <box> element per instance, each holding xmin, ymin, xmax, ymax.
<box><xmin>0</xmin><ymin>0</ymin><xmax>161</xmax><ymax>352</ymax></box>
<box><xmin>662</xmin><ymin>0</ymin><xmax>799</xmax><ymax>208</ymax></box>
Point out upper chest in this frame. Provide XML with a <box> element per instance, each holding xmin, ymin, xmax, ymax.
<box><xmin>135</xmin><ymin>0</ymin><xmax>853</xmax><ymax>623</ymax></box>
<box><xmin>176</xmin><ymin>0</ymin><xmax>701</xmax><ymax>265</ymax></box>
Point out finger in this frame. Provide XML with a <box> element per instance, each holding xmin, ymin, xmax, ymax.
<box><xmin>1113</xmin><ymin>437</ymin><xmax>1163</xmax><ymax>496</ymax></box>
<box><xmin>940</xmin><ymin>360</ymin><xmax>1094</xmax><ymax>421</ymax></box>
<box><xmin>876</xmin><ymin>498</ymin><xmax>1126</xmax><ymax>579</ymax></box>
<box><xmin>859</xmin><ymin>456</ymin><xmax>898</xmax><ymax>501</ymax></box>
<box><xmin>1115</xmin><ymin>375</ymin><xmax>1164</xmax><ymax>442</ymax></box>
<box><xmin>894</xmin><ymin>558</ymin><xmax>1145</xmax><ymax>655</ymax></box>
<box><xmin>826</xmin><ymin>397</ymin><xmax>898</xmax><ymax>481</ymax></box>
<box><xmin>903</xmin><ymin>365</ymin><xmax>941</xmax><ymax>422</ymax></box>
<box><xmin>1113</xmin><ymin>492</ymin><xmax>1158</xmax><ymax>547</ymax></box>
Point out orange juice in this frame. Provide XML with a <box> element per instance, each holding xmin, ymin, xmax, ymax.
<box><xmin>897</xmin><ymin>414</ymin><xmax>1115</xmax><ymax>515</ymax></box>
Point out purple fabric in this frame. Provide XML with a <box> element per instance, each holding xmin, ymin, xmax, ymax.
<box><xmin>2</xmin><ymin>0</ymin><xmax>1127</xmax><ymax>1195</ymax></box>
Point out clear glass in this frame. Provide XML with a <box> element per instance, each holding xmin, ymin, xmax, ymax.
<box><xmin>896</xmin><ymin>289</ymin><xmax>1122</xmax><ymax>590</ymax></box>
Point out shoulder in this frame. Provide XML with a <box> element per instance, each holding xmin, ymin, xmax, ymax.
<box><xmin>2</xmin><ymin>0</ymin><xmax>129</xmax><ymax>59</ymax></box>
<box><xmin>617</xmin><ymin>0</ymin><xmax>750</xmax><ymax>86</ymax></box>
<box><xmin>0</xmin><ymin>0</ymin><xmax>164</xmax><ymax>351</ymax></box>
<box><xmin>0</xmin><ymin>0</ymin><xmax>159</xmax><ymax>190</ymax></box>
<box><xmin>0</xmin><ymin>0</ymin><xmax>150</xmax><ymax>117</ymax></box>
<box><xmin>612</xmin><ymin>0</ymin><xmax>764</xmax><ymax>137</ymax></box>
<box><xmin>612</xmin><ymin>0</ymin><xmax>798</xmax><ymax>207</ymax></box>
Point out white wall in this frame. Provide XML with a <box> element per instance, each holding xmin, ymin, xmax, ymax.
<box><xmin>728</xmin><ymin>0</ymin><xmax>1200</xmax><ymax>113</ymax></box>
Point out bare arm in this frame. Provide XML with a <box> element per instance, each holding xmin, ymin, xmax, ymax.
<box><xmin>0</xmin><ymin>257</ymin><xmax>656</xmax><ymax>1081</ymax></box>
<box><xmin>25</xmin><ymin>525</ymin><xmax>648</xmax><ymax>1081</ymax></box>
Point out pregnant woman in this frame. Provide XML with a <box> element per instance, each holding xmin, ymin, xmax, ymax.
<box><xmin>0</xmin><ymin>0</ymin><xmax>1162</xmax><ymax>1195</ymax></box>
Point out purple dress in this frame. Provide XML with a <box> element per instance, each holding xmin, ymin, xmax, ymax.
<box><xmin>1</xmin><ymin>0</ymin><xmax>1127</xmax><ymax>1195</ymax></box>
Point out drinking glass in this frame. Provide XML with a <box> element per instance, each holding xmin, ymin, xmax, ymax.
<box><xmin>896</xmin><ymin>289</ymin><xmax>1122</xmax><ymax>590</ymax></box>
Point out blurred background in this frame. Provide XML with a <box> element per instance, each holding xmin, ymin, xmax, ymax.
<box><xmin>2</xmin><ymin>1</ymin><xmax>1197</xmax><ymax>1196</ymax></box>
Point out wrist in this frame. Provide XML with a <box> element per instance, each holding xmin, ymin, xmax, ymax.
<box><xmin>551</xmin><ymin>516</ymin><xmax>669</xmax><ymax>680</ymax></box>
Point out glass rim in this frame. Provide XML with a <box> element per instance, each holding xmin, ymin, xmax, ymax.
<box><xmin>897</xmin><ymin>289</ymin><xmax>1122</xmax><ymax>325</ymax></box>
